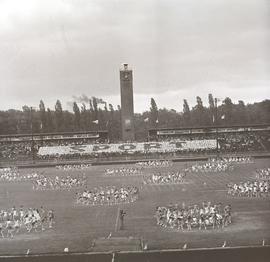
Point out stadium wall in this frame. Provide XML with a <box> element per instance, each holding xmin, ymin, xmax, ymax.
<box><xmin>1</xmin><ymin>152</ymin><xmax>270</xmax><ymax>169</ymax></box>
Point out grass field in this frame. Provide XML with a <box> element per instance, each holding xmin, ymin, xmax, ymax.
<box><xmin>0</xmin><ymin>158</ymin><xmax>269</xmax><ymax>255</ymax></box>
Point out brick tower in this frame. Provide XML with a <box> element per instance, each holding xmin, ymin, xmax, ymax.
<box><xmin>120</xmin><ymin>63</ymin><xmax>135</xmax><ymax>141</ymax></box>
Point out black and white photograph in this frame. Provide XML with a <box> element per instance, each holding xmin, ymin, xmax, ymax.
<box><xmin>0</xmin><ymin>0</ymin><xmax>269</xmax><ymax>261</ymax></box>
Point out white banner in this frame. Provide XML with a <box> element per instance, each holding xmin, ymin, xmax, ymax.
<box><xmin>38</xmin><ymin>140</ymin><xmax>217</xmax><ymax>156</ymax></box>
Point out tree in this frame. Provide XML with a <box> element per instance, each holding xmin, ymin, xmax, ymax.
<box><xmin>183</xmin><ymin>99</ymin><xmax>191</xmax><ymax>126</ymax></box>
<box><xmin>89</xmin><ymin>99</ymin><xmax>94</xmax><ymax>113</ymax></box>
<box><xmin>80</xmin><ymin>103</ymin><xmax>88</xmax><ymax>131</ymax></box>
<box><xmin>222</xmin><ymin>97</ymin><xmax>233</xmax><ymax>124</ymax></box>
<box><xmin>196</xmin><ymin>96</ymin><xmax>204</xmax><ymax>110</ymax></box>
<box><xmin>208</xmin><ymin>94</ymin><xmax>215</xmax><ymax>125</ymax></box>
<box><xmin>208</xmin><ymin>94</ymin><xmax>215</xmax><ymax>110</ymax></box>
<box><xmin>39</xmin><ymin>100</ymin><xmax>46</xmax><ymax>132</ymax></box>
<box><xmin>46</xmin><ymin>108</ymin><xmax>54</xmax><ymax>132</ymax></box>
<box><xmin>92</xmin><ymin>97</ymin><xmax>98</xmax><ymax>120</ymax></box>
<box><xmin>234</xmin><ymin>100</ymin><xmax>247</xmax><ymax>124</ymax></box>
<box><xmin>55</xmin><ymin>100</ymin><xmax>64</xmax><ymax>132</ymax></box>
<box><xmin>192</xmin><ymin>96</ymin><xmax>206</xmax><ymax>126</ymax></box>
<box><xmin>109</xmin><ymin>104</ymin><xmax>114</xmax><ymax>112</ymax></box>
<box><xmin>150</xmin><ymin>98</ymin><xmax>158</xmax><ymax>126</ymax></box>
<box><xmin>73</xmin><ymin>102</ymin><xmax>81</xmax><ymax>130</ymax></box>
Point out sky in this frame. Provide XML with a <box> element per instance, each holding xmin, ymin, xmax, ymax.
<box><xmin>0</xmin><ymin>0</ymin><xmax>269</xmax><ymax>113</ymax></box>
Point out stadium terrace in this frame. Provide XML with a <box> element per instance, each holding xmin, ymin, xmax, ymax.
<box><xmin>38</xmin><ymin>140</ymin><xmax>217</xmax><ymax>156</ymax></box>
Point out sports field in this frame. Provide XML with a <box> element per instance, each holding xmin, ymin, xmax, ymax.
<box><xmin>0</xmin><ymin>158</ymin><xmax>269</xmax><ymax>255</ymax></box>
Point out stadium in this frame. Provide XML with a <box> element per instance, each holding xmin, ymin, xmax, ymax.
<box><xmin>0</xmin><ymin>123</ymin><xmax>270</xmax><ymax>261</ymax></box>
<box><xmin>0</xmin><ymin>64</ymin><xmax>269</xmax><ymax>261</ymax></box>
<box><xmin>1</xmin><ymin>1</ymin><xmax>270</xmax><ymax>261</ymax></box>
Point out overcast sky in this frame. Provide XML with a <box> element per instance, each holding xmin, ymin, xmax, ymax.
<box><xmin>0</xmin><ymin>0</ymin><xmax>269</xmax><ymax>112</ymax></box>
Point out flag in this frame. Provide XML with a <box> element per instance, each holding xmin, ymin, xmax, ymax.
<box><xmin>182</xmin><ymin>243</ymin><xmax>187</xmax><ymax>249</ymax></box>
<box><xmin>212</xmin><ymin>115</ymin><xmax>215</xmax><ymax>123</ymax></box>
<box><xmin>144</xmin><ymin>117</ymin><xmax>149</xmax><ymax>122</ymax></box>
<box><xmin>221</xmin><ymin>114</ymin><xmax>225</xmax><ymax>120</ymax></box>
<box><xmin>156</xmin><ymin>119</ymin><xmax>159</xmax><ymax>124</ymax></box>
<box><xmin>92</xmin><ymin>119</ymin><xmax>99</xmax><ymax>124</ymax></box>
<box><xmin>143</xmin><ymin>243</ymin><xmax>148</xmax><ymax>250</ymax></box>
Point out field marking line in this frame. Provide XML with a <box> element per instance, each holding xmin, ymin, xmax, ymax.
<box><xmin>114</xmin><ymin>207</ymin><xmax>120</xmax><ymax>232</ymax></box>
<box><xmin>95</xmin><ymin>209</ymin><xmax>101</xmax><ymax>219</ymax></box>
<box><xmin>234</xmin><ymin>210</ymin><xmax>270</xmax><ymax>215</ymax></box>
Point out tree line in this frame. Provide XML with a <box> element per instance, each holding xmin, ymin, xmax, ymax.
<box><xmin>0</xmin><ymin>94</ymin><xmax>269</xmax><ymax>141</ymax></box>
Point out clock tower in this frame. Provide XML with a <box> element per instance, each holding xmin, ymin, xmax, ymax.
<box><xmin>120</xmin><ymin>63</ymin><xmax>135</xmax><ymax>141</ymax></box>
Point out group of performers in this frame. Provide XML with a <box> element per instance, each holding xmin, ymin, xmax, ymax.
<box><xmin>255</xmin><ymin>168</ymin><xmax>270</xmax><ymax>180</ymax></box>
<box><xmin>155</xmin><ymin>202</ymin><xmax>232</xmax><ymax>231</ymax></box>
<box><xmin>75</xmin><ymin>186</ymin><xmax>139</xmax><ymax>206</ymax></box>
<box><xmin>105</xmin><ymin>167</ymin><xmax>143</xmax><ymax>176</ymax></box>
<box><xmin>227</xmin><ymin>180</ymin><xmax>270</xmax><ymax>198</ymax></box>
<box><xmin>55</xmin><ymin>164</ymin><xmax>91</xmax><ymax>171</ymax></box>
<box><xmin>186</xmin><ymin>159</ymin><xmax>234</xmax><ymax>173</ymax></box>
<box><xmin>0</xmin><ymin>168</ymin><xmax>40</xmax><ymax>182</ymax></box>
<box><xmin>136</xmin><ymin>160</ymin><xmax>173</xmax><ymax>168</ymax></box>
<box><xmin>143</xmin><ymin>171</ymin><xmax>187</xmax><ymax>184</ymax></box>
<box><xmin>32</xmin><ymin>174</ymin><xmax>87</xmax><ymax>191</ymax></box>
<box><xmin>0</xmin><ymin>206</ymin><xmax>55</xmax><ymax>238</ymax></box>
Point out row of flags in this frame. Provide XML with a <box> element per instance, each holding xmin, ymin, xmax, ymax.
<box><xmin>91</xmin><ymin>115</ymin><xmax>225</xmax><ymax>125</ymax></box>
<box><xmin>212</xmin><ymin>114</ymin><xmax>226</xmax><ymax>123</ymax></box>
<box><xmin>144</xmin><ymin>115</ymin><xmax>225</xmax><ymax>124</ymax></box>
<box><xmin>143</xmin><ymin>118</ymin><xmax>159</xmax><ymax>123</ymax></box>
<box><xmin>39</xmin><ymin>114</ymin><xmax>226</xmax><ymax>129</ymax></box>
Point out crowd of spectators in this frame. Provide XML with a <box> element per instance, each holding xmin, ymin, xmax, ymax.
<box><xmin>227</xmin><ymin>181</ymin><xmax>269</xmax><ymax>198</ymax></box>
<box><xmin>0</xmin><ymin>206</ymin><xmax>55</xmax><ymax>238</ymax></box>
<box><xmin>255</xmin><ymin>168</ymin><xmax>270</xmax><ymax>180</ymax></box>
<box><xmin>0</xmin><ymin>138</ymin><xmax>105</xmax><ymax>161</ymax></box>
<box><xmin>155</xmin><ymin>202</ymin><xmax>232</xmax><ymax>231</ymax></box>
<box><xmin>218</xmin><ymin>133</ymin><xmax>266</xmax><ymax>152</ymax></box>
<box><xmin>0</xmin><ymin>142</ymin><xmax>33</xmax><ymax>161</ymax></box>
<box><xmin>144</xmin><ymin>171</ymin><xmax>187</xmax><ymax>185</ymax></box>
<box><xmin>105</xmin><ymin>167</ymin><xmax>143</xmax><ymax>176</ymax></box>
<box><xmin>0</xmin><ymin>130</ymin><xmax>269</xmax><ymax>162</ymax></box>
<box><xmin>32</xmin><ymin>174</ymin><xmax>86</xmax><ymax>191</ymax></box>
<box><xmin>75</xmin><ymin>186</ymin><xmax>139</xmax><ymax>206</ymax></box>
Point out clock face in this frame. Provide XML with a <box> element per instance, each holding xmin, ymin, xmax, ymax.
<box><xmin>124</xmin><ymin>74</ymin><xmax>129</xmax><ymax>79</ymax></box>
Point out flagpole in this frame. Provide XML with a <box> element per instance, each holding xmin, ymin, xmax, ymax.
<box><xmin>30</xmin><ymin>106</ymin><xmax>35</xmax><ymax>163</ymax></box>
<box><xmin>214</xmin><ymin>98</ymin><xmax>219</xmax><ymax>155</ymax></box>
